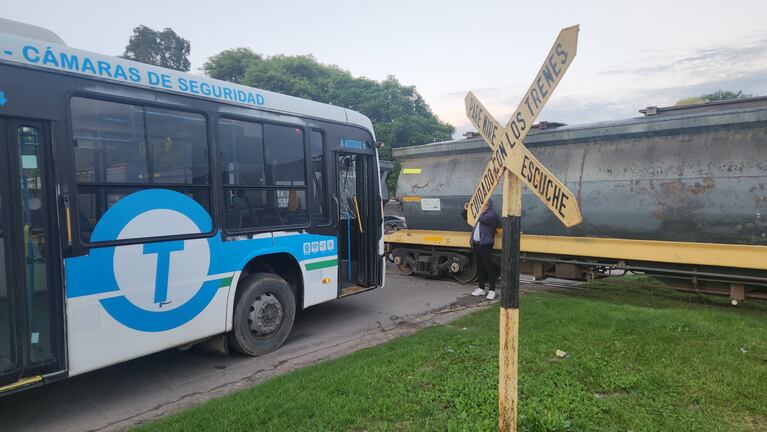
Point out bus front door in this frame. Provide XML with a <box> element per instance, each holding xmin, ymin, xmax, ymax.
<box><xmin>336</xmin><ymin>152</ymin><xmax>375</xmax><ymax>291</ymax></box>
<box><xmin>0</xmin><ymin>118</ymin><xmax>62</xmax><ymax>389</ymax></box>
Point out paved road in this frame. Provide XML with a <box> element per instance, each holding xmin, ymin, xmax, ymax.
<box><xmin>0</xmin><ymin>269</ymin><xmax>492</xmax><ymax>432</ymax></box>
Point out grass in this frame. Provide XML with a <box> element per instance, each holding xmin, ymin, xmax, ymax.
<box><xmin>135</xmin><ymin>276</ymin><xmax>767</xmax><ymax>432</ymax></box>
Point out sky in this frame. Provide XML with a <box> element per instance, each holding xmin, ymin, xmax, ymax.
<box><xmin>5</xmin><ymin>0</ymin><xmax>767</xmax><ymax>138</ymax></box>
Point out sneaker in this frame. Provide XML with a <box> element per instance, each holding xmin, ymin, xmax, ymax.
<box><xmin>471</xmin><ymin>288</ymin><xmax>486</xmax><ymax>296</ymax></box>
<box><xmin>486</xmin><ymin>290</ymin><xmax>497</xmax><ymax>300</ymax></box>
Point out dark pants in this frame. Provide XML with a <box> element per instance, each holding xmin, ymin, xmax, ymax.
<box><xmin>471</xmin><ymin>242</ymin><xmax>496</xmax><ymax>291</ymax></box>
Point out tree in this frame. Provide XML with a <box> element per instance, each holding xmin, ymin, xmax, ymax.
<box><xmin>675</xmin><ymin>90</ymin><xmax>753</xmax><ymax>106</ymax></box>
<box><xmin>700</xmin><ymin>90</ymin><xmax>752</xmax><ymax>102</ymax></box>
<box><xmin>203</xmin><ymin>50</ymin><xmax>455</xmax><ymax>193</ymax></box>
<box><xmin>123</xmin><ymin>25</ymin><xmax>191</xmax><ymax>72</ymax></box>
<box><xmin>200</xmin><ymin>48</ymin><xmax>261</xmax><ymax>83</ymax></box>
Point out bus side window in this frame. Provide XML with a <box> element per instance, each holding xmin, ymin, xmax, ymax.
<box><xmin>264</xmin><ymin>125</ymin><xmax>307</xmax><ymax>226</ymax></box>
<box><xmin>145</xmin><ymin>107</ymin><xmax>209</xmax><ymax>185</ymax></box>
<box><xmin>218</xmin><ymin>119</ymin><xmax>308</xmax><ymax>231</ymax></box>
<box><xmin>70</xmin><ymin>97</ymin><xmax>212</xmax><ymax>243</ymax></box>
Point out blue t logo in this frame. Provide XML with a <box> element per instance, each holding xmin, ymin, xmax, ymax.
<box><xmin>66</xmin><ymin>189</ymin><xmax>226</xmax><ymax>332</ymax></box>
<box><xmin>144</xmin><ymin>240</ymin><xmax>185</xmax><ymax>304</ymax></box>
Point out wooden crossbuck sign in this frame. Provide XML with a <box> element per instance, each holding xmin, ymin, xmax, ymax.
<box><xmin>466</xmin><ymin>25</ymin><xmax>582</xmax><ymax>228</ymax></box>
<box><xmin>464</xmin><ymin>26</ymin><xmax>583</xmax><ymax>432</ymax></box>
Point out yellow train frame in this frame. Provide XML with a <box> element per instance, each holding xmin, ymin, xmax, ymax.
<box><xmin>385</xmin><ymin>229</ymin><xmax>767</xmax><ymax>271</ymax></box>
<box><xmin>385</xmin><ymin>229</ymin><xmax>767</xmax><ymax>300</ymax></box>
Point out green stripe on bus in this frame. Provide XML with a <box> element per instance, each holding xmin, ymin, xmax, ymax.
<box><xmin>218</xmin><ymin>276</ymin><xmax>234</xmax><ymax>288</ymax></box>
<box><xmin>305</xmin><ymin>259</ymin><xmax>338</xmax><ymax>271</ymax></box>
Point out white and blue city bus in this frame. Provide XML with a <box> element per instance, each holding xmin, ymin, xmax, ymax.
<box><xmin>0</xmin><ymin>19</ymin><xmax>384</xmax><ymax>394</ymax></box>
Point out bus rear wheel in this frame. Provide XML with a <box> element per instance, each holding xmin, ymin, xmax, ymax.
<box><xmin>229</xmin><ymin>273</ymin><xmax>296</xmax><ymax>356</ymax></box>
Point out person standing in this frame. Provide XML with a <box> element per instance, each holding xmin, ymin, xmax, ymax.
<box><xmin>461</xmin><ymin>200</ymin><xmax>498</xmax><ymax>300</ymax></box>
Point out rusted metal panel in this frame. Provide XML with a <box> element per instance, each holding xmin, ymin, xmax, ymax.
<box><xmin>394</xmin><ymin>99</ymin><xmax>767</xmax><ymax>246</ymax></box>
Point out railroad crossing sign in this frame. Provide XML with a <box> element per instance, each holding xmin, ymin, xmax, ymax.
<box><xmin>464</xmin><ymin>26</ymin><xmax>583</xmax><ymax>432</ymax></box>
<box><xmin>466</xmin><ymin>25</ymin><xmax>582</xmax><ymax>228</ymax></box>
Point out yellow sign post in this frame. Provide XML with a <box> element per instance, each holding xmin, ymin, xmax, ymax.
<box><xmin>463</xmin><ymin>26</ymin><xmax>583</xmax><ymax>432</ymax></box>
<box><xmin>465</xmin><ymin>25</ymin><xmax>581</xmax><ymax>228</ymax></box>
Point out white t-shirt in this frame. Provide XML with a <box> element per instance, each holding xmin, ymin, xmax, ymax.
<box><xmin>472</xmin><ymin>222</ymin><xmax>481</xmax><ymax>242</ymax></box>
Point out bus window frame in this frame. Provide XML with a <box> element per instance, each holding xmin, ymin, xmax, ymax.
<box><xmin>66</xmin><ymin>91</ymin><xmax>219</xmax><ymax>248</ymax></box>
<box><xmin>309</xmin><ymin>128</ymin><xmax>332</xmax><ymax>228</ymax></box>
<box><xmin>217</xmin><ymin>114</ymin><xmax>311</xmax><ymax>237</ymax></box>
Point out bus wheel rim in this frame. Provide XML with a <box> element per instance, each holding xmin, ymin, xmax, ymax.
<box><xmin>248</xmin><ymin>293</ymin><xmax>284</xmax><ymax>335</ymax></box>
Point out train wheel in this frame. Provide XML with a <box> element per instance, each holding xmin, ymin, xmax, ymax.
<box><xmin>452</xmin><ymin>260</ymin><xmax>477</xmax><ymax>284</ymax></box>
<box><xmin>396</xmin><ymin>263</ymin><xmax>415</xmax><ymax>275</ymax></box>
<box><xmin>393</xmin><ymin>254</ymin><xmax>415</xmax><ymax>276</ymax></box>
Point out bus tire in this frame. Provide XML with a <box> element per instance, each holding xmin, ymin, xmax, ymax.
<box><xmin>229</xmin><ymin>273</ymin><xmax>296</xmax><ymax>356</ymax></box>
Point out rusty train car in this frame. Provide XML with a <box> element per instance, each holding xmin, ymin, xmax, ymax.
<box><xmin>385</xmin><ymin>97</ymin><xmax>767</xmax><ymax>301</ymax></box>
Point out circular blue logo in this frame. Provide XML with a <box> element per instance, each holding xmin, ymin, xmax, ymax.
<box><xmin>89</xmin><ymin>189</ymin><xmax>224</xmax><ymax>332</ymax></box>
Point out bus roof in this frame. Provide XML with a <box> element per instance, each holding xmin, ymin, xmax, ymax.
<box><xmin>0</xmin><ymin>18</ymin><xmax>375</xmax><ymax>135</ymax></box>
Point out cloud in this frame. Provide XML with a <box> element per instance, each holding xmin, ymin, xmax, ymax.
<box><xmin>600</xmin><ymin>34</ymin><xmax>767</xmax><ymax>83</ymax></box>
<box><xmin>450</xmin><ymin>68</ymin><xmax>767</xmax><ymax>139</ymax></box>
<box><xmin>443</xmin><ymin>33</ymin><xmax>767</xmax><ymax>139</ymax></box>
<box><xmin>646</xmin><ymin>69</ymin><xmax>767</xmax><ymax>102</ymax></box>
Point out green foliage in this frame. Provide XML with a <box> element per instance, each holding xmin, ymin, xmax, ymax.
<box><xmin>674</xmin><ymin>97</ymin><xmax>705</xmax><ymax>106</ymax></box>
<box><xmin>202</xmin><ymin>52</ymin><xmax>455</xmax><ymax>156</ymax></box>
<box><xmin>675</xmin><ymin>90</ymin><xmax>754</xmax><ymax>106</ymax></box>
<box><xmin>135</xmin><ymin>276</ymin><xmax>767</xmax><ymax>432</ymax></box>
<box><xmin>123</xmin><ymin>25</ymin><xmax>191</xmax><ymax>72</ymax></box>
<box><xmin>701</xmin><ymin>90</ymin><xmax>753</xmax><ymax>102</ymax></box>
<box><xmin>200</xmin><ymin>48</ymin><xmax>261</xmax><ymax>84</ymax></box>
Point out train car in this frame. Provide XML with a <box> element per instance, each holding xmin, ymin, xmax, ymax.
<box><xmin>385</xmin><ymin>97</ymin><xmax>767</xmax><ymax>301</ymax></box>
